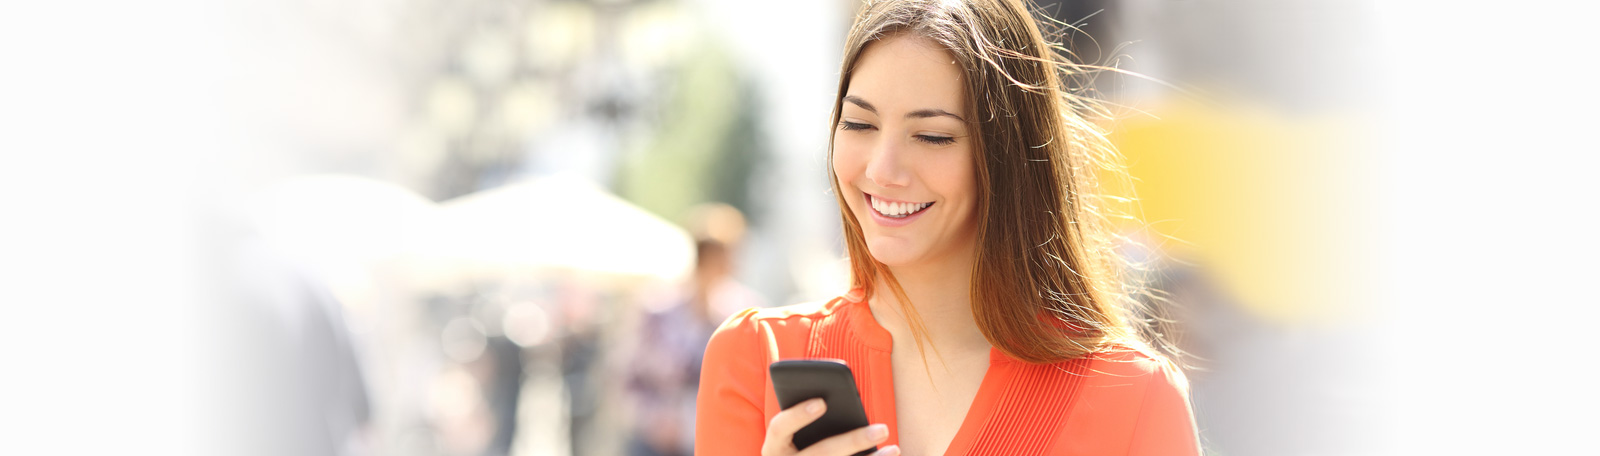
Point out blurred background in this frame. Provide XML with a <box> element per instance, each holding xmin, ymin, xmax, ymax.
<box><xmin>1</xmin><ymin>0</ymin><xmax>1596</xmax><ymax>455</ymax></box>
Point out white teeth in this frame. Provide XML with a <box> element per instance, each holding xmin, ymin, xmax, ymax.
<box><xmin>869</xmin><ymin>195</ymin><xmax>931</xmax><ymax>218</ymax></box>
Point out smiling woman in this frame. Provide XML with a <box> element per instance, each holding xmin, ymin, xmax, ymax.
<box><xmin>695</xmin><ymin>0</ymin><xmax>1198</xmax><ymax>455</ymax></box>
<box><xmin>834</xmin><ymin>35</ymin><xmax>979</xmax><ymax>269</ymax></box>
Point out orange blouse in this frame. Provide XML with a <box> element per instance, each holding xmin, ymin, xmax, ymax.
<box><xmin>695</xmin><ymin>292</ymin><xmax>1199</xmax><ymax>455</ymax></box>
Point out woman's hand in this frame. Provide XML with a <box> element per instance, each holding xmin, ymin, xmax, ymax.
<box><xmin>761</xmin><ymin>398</ymin><xmax>900</xmax><ymax>456</ymax></box>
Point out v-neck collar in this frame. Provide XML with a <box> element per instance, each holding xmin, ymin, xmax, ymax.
<box><xmin>842</xmin><ymin>291</ymin><xmax>1012</xmax><ymax>455</ymax></box>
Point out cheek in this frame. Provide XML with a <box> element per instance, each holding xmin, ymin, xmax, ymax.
<box><xmin>933</xmin><ymin>147</ymin><xmax>979</xmax><ymax>205</ymax></box>
<box><xmin>831</xmin><ymin>141</ymin><xmax>857</xmax><ymax>214</ymax></box>
<box><xmin>941</xmin><ymin>155</ymin><xmax>981</xmax><ymax>235</ymax></box>
<box><xmin>831</xmin><ymin>136</ymin><xmax>868</xmax><ymax>186</ymax></box>
<box><xmin>832</xmin><ymin>136</ymin><xmax>870</xmax><ymax>212</ymax></box>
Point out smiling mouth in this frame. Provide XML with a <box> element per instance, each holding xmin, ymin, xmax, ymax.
<box><xmin>867</xmin><ymin>193</ymin><xmax>934</xmax><ymax>219</ymax></box>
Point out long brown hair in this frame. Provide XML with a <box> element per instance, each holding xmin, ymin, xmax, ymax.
<box><xmin>828</xmin><ymin>0</ymin><xmax>1157</xmax><ymax>365</ymax></box>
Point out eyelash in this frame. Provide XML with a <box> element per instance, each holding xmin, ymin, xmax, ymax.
<box><xmin>838</xmin><ymin>120</ymin><xmax>872</xmax><ymax>131</ymax></box>
<box><xmin>837</xmin><ymin>121</ymin><xmax>957</xmax><ymax>146</ymax></box>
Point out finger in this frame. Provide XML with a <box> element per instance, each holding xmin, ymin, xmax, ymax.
<box><xmin>795</xmin><ymin>423</ymin><xmax>889</xmax><ymax>456</ymax></box>
<box><xmin>762</xmin><ymin>398</ymin><xmax>826</xmax><ymax>455</ymax></box>
<box><xmin>873</xmin><ymin>445</ymin><xmax>901</xmax><ymax>456</ymax></box>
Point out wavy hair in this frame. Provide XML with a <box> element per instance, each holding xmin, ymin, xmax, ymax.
<box><xmin>828</xmin><ymin>0</ymin><xmax>1166</xmax><ymax>365</ymax></box>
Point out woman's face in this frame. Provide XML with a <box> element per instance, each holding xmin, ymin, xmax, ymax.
<box><xmin>833</xmin><ymin>34</ymin><xmax>979</xmax><ymax>269</ymax></box>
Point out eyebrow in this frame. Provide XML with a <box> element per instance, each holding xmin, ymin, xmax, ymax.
<box><xmin>844</xmin><ymin>95</ymin><xmax>966</xmax><ymax>123</ymax></box>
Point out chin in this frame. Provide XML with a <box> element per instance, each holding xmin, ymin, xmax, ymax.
<box><xmin>864</xmin><ymin>237</ymin><xmax>923</xmax><ymax>267</ymax></box>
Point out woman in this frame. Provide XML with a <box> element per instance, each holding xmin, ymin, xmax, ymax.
<box><xmin>696</xmin><ymin>0</ymin><xmax>1198</xmax><ymax>454</ymax></box>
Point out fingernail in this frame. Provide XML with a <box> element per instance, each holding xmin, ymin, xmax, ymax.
<box><xmin>805</xmin><ymin>399</ymin><xmax>823</xmax><ymax>414</ymax></box>
<box><xmin>867</xmin><ymin>424</ymin><xmax>889</xmax><ymax>442</ymax></box>
<box><xmin>876</xmin><ymin>445</ymin><xmax>901</xmax><ymax>456</ymax></box>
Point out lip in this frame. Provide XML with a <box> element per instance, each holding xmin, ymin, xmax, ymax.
<box><xmin>863</xmin><ymin>192</ymin><xmax>933</xmax><ymax>228</ymax></box>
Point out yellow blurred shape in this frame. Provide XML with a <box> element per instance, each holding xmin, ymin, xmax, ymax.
<box><xmin>1107</xmin><ymin>99</ymin><xmax>1369</xmax><ymax>324</ymax></box>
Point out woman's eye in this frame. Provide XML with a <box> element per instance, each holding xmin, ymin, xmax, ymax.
<box><xmin>838</xmin><ymin>120</ymin><xmax>874</xmax><ymax>131</ymax></box>
<box><xmin>916</xmin><ymin>134</ymin><xmax>956</xmax><ymax>146</ymax></box>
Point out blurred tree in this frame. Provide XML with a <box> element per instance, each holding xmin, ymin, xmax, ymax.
<box><xmin>614</xmin><ymin>37</ymin><xmax>770</xmax><ymax>225</ymax></box>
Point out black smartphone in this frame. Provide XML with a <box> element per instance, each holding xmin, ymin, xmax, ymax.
<box><xmin>769</xmin><ymin>359</ymin><xmax>876</xmax><ymax>456</ymax></box>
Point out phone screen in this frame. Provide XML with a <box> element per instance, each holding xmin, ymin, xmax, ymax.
<box><xmin>769</xmin><ymin>359</ymin><xmax>876</xmax><ymax>456</ymax></box>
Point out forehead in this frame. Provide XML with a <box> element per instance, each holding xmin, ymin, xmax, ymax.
<box><xmin>847</xmin><ymin>34</ymin><xmax>967</xmax><ymax>114</ymax></box>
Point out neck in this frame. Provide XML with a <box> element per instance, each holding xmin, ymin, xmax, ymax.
<box><xmin>868</xmin><ymin>247</ymin><xmax>990</xmax><ymax>358</ymax></box>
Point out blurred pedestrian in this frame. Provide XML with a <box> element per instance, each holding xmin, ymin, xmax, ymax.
<box><xmin>628</xmin><ymin>205</ymin><xmax>767</xmax><ymax>456</ymax></box>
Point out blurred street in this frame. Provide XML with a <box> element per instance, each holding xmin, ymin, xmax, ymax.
<box><xmin>5</xmin><ymin>0</ymin><xmax>1598</xmax><ymax>455</ymax></box>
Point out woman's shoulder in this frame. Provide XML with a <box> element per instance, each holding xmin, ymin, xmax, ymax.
<box><xmin>710</xmin><ymin>294</ymin><xmax>856</xmax><ymax>338</ymax></box>
<box><xmin>1065</xmin><ymin>345</ymin><xmax>1190</xmax><ymax>406</ymax></box>
<box><xmin>704</xmin><ymin>294</ymin><xmax>858</xmax><ymax>358</ymax></box>
<box><xmin>1047</xmin><ymin>345</ymin><xmax>1199</xmax><ymax>454</ymax></box>
<box><xmin>1082</xmin><ymin>345</ymin><xmax>1187</xmax><ymax>384</ymax></box>
<box><xmin>998</xmin><ymin>344</ymin><xmax>1187</xmax><ymax>402</ymax></box>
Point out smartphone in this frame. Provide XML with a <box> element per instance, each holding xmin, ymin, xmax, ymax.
<box><xmin>769</xmin><ymin>359</ymin><xmax>876</xmax><ymax>456</ymax></box>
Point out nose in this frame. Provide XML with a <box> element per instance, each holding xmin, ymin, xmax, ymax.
<box><xmin>863</xmin><ymin>135</ymin><xmax>910</xmax><ymax>188</ymax></box>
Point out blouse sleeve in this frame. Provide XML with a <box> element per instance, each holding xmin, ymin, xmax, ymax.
<box><xmin>1126</xmin><ymin>361</ymin><xmax>1201</xmax><ymax>455</ymax></box>
<box><xmin>695</xmin><ymin>308</ymin><xmax>769</xmax><ymax>455</ymax></box>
